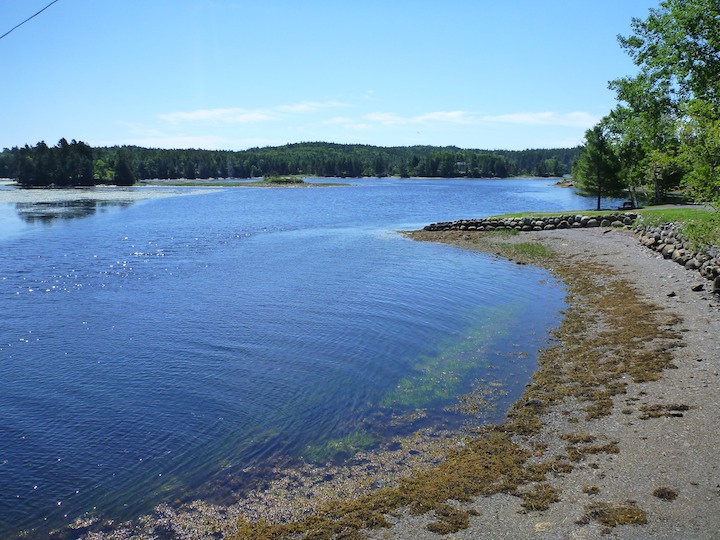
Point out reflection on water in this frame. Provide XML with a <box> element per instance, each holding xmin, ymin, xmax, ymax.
<box><xmin>14</xmin><ymin>199</ymin><xmax>134</xmax><ymax>223</ymax></box>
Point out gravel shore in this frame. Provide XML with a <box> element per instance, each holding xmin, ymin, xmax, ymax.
<box><xmin>373</xmin><ymin>227</ymin><xmax>720</xmax><ymax>540</ymax></box>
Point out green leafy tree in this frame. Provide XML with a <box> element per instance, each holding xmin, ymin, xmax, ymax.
<box><xmin>612</xmin><ymin>0</ymin><xmax>720</xmax><ymax>205</ymax></box>
<box><xmin>604</xmin><ymin>106</ymin><xmax>648</xmax><ymax>202</ymax></box>
<box><xmin>572</xmin><ymin>124</ymin><xmax>625</xmax><ymax>210</ymax></box>
<box><xmin>94</xmin><ymin>159</ymin><xmax>114</xmax><ymax>183</ymax></box>
<box><xmin>681</xmin><ymin>100</ymin><xmax>720</xmax><ymax>206</ymax></box>
<box><xmin>618</xmin><ymin>0</ymin><xmax>720</xmax><ymax>108</ymax></box>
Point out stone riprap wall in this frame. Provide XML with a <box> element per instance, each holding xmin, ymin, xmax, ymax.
<box><xmin>635</xmin><ymin>222</ymin><xmax>720</xmax><ymax>281</ymax></box>
<box><xmin>423</xmin><ymin>213</ymin><xmax>638</xmax><ymax>232</ymax></box>
<box><xmin>422</xmin><ymin>213</ymin><xmax>719</xmax><ymax>290</ymax></box>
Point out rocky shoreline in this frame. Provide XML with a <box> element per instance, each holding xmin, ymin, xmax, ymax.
<box><xmin>636</xmin><ymin>222</ymin><xmax>720</xmax><ymax>289</ymax></box>
<box><xmin>422</xmin><ymin>213</ymin><xmax>638</xmax><ymax>232</ymax></box>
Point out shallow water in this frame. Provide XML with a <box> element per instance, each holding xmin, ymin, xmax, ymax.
<box><xmin>0</xmin><ymin>178</ymin><xmax>615</xmax><ymax>536</ymax></box>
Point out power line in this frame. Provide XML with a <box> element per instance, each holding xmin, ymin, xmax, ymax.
<box><xmin>0</xmin><ymin>0</ymin><xmax>62</xmax><ymax>42</ymax></box>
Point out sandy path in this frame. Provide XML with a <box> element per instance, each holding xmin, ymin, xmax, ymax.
<box><xmin>372</xmin><ymin>228</ymin><xmax>720</xmax><ymax>540</ymax></box>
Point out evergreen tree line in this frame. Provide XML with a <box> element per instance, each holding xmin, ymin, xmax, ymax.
<box><xmin>573</xmin><ymin>0</ymin><xmax>720</xmax><ymax>210</ymax></box>
<box><xmin>0</xmin><ymin>139</ymin><xmax>136</xmax><ymax>187</ymax></box>
<box><xmin>0</xmin><ymin>141</ymin><xmax>579</xmax><ymax>186</ymax></box>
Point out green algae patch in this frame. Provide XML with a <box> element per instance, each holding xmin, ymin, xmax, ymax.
<box><xmin>453</xmin><ymin>378</ymin><xmax>509</xmax><ymax>416</ymax></box>
<box><xmin>302</xmin><ymin>431</ymin><xmax>377</xmax><ymax>464</ymax></box>
<box><xmin>380</xmin><ymin>305</ymin><xmax>521</xmax><ymax>410</ymax></box>
<box><xmin>405</xmin><ymin>229</ymin><xmax>556</xmax><ymax>265</ymax></box>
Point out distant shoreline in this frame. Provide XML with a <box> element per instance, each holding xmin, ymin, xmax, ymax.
<box><xmin>0</xmin><ymin>176</ymin><xmax>563</xmax><ymax>202</ymax></box>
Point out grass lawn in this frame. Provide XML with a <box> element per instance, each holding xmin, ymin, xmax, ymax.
<box><xmin>491</xmin><ymin>205</ymin><xmax>719</xmax><ymax>249</ymax></box>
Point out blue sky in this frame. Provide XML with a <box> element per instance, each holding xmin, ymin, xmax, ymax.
<box><xmin>1</xmin><ymin>0</ymin><xmax>659</xmax><ymax>151</ymax></box>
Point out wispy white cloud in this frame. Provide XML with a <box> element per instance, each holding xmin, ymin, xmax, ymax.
<box><xmin>344</xmin><ymin>123</ymin><xmax>373</xmax><ymax>131</ymax></box>
<box><xmin>365</xmin><ymin>112</ymin><xmax>408</xmax><ymax>125</ymax></box>
<box><xmin>324</xmin><ymin>116</ymin><xmax>354</xmax><ymax>125</ymax></box>
<box><xmin>138</xmin><ymin>102</ymin><xmax>596</xmax><ymax>150</ymax></box>
<box><xmin>415</xmin><ymin>111</ymin><xmax>472</xmax><ymax>123</ymax></box>
<box><xmin>361</xmin><ymin>110</ymin><xmax>597</xmax><ymax>129</ymax></box>
<box><xmin>277</xmin><ymin>100</ymin><xmax>349</xmax><ymax>113</ymax></box>
<box><xmin>365</xmin><ymin>110</ymin><xmax>472</xmax><ymax>126</ymax></box>
<box><xmin>157</xmin><ymin>108</ymin><xmax>277</xmax><ymax>124</ymax></box>
<box><xmin>157</xmin><ymin>101</ymin><xmax>348</xmax><ymax>124</ymax></box>
<box><xmin>479</xmin><ymin>111</ymin><xmax>598</xmax><ymax>127</ymax></box>
<box><xmin>120</xmin><ymin>134</ymin><xmax>275</xmax><ymax>150</ymax></box>
<box><xmin>323</xmin><ymin>117</ymin><xmax>373</xmax><ymax>130</ymax></box>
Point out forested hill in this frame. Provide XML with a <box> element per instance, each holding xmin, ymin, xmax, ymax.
<box><xmin>0</xmin><ymin>140</ymin><xmax>580</xmax><ymax>187</ymax></box>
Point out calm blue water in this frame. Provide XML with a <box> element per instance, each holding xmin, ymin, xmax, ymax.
<box><xmin>0</xmin><ymin>178</ymin><xmax>613</xmax><ymax>537</ymax></box>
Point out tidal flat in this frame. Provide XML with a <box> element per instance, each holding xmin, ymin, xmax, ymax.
<box><xmin>0</xmin><ymin>180</ymin><xmax>214</xmax><ymax>204</ymax></box>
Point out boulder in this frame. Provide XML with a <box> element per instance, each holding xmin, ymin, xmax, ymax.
<box><xmin>662</xmin><ymin>245</ymin><xmax>675</xmax><ymax>259</ymax></box>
